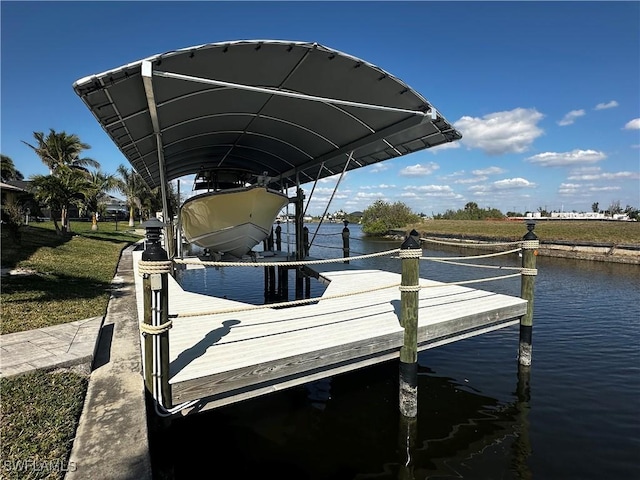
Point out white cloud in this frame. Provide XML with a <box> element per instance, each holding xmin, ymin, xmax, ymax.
<box><xmin>355</xmin><ymin>191</ymin><xmax>386</xmax><ymax>199</ymax></box>
<box><xmin>402</xmin><ymin>185</ymin><xmax>456</xmax><ymax>198</ymax></box>
<box><xmin>589</xmin><ymin>186</ymin><xmax>621</xmax><ymax>192</ymax></box>
<box><xmin>567</xmin><ymin>170</ymin><xmax>640</xmax><ymax>181</ymax></box>
<box><xmin>469</xmin><ymin>177</ymin><xmax>536</xmax><ymax>192</ymax></box>
<box><xmin>455</xmin><ymin>176</ymin><xmax>487</xmax><ymax>184</ymax></box>
<box><xmin>368</xmin><ymin>163</ymin><xmax>389</xmax><ymax>172</ymax></box>
<box><xmin>558</xmin><ymin>183</ymin><xmax>582</xmax><ymax>195</ymax></box>
<box><xmin>594</xmin><ymin>100</ymin><xmax>618</xmax><ymax>110</ymax></box>
<box><xmin>429</xmin><ymin>141</ymin><xmax>461</xmax><ymax>153</ymax></box>
<box><xmin>557</xmin><ymin>109</ymin><xmax>586</xmax><ymax>126</ymax></box>
<box><xmin>493</xmin><ymin>177</ymin><xmax>536</xmax><ymax>189</ymax></box>
<box><xmin>454</xmin><ymin>108</ymin><xmax>544</xmax><ymax>155</ymax></box>
<box><xmin>360</xmin><ymin>184</ymin><xmax>396</xmax><ymax>189</ymax></box>
<box><xmin>440</xmin><ymin>170</ymin><xmax>466</xmax><ymax>179</ymax></box>
<box><xmin>471</xmin><ymin>166</ymin><xmax>506</xmax><ymax>176</ymax></box>
<box><xmin>313</xmin><ymin>187</ymin><xmax>340</xmax><ymax>194</ymax></box>
<box><xmin>569</xmin><ymin>166</ymin><xmax>602</xmax><ymax>175</ymax></box>
<box><xmin>399</xmin><ymin>162</ymin><xmax>439</xmax><ymax>177</ymax></box>
<box><xmin>526</xmin><ymin>149</ymin><xmax>606</xmax><ymax>167</ymax></box>
<box><xmin>624</xmin><ymin>118</ymin><xmax>640</xmax><ymax>130</ymax></box>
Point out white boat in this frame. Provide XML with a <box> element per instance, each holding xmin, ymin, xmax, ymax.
<box><xmin>180</xmin><ymin>170</ymin><xmax>289</xmax><ymax>258</ymax></box>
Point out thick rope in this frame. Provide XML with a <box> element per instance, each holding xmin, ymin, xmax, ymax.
<box><xmin>173</xmin><ymin>282</ymin><xmax>402</xmax><ymax>318</ymax></box>
<box><xmin>428</xmin><ymin>258</ymin><xmax>524</xmax><ymax>271</ymax></box>
<box><xmin>420</xmin><ymin>247</ymin><xmax>522</xmax><ymax>261</ymax></box>
<box><xmin>138</xmin><ymin>260</ymin><xmax>173</xmax><ymax>275</ymax></box>
<box><xmin>172</xmin><ymin>248</ymin><xmax>400</xmax><ymax>268</ymax></box>
<box><xmin>310</xmin><ymin>231</ymin><xmax>343</xmax><ymax>236</ymax></box>
<box><xmin>399</xmin><ymin>285</ymin><xmax>421</xmax><ymax>292</ymax></box>
<box><xmin>421</xmin><ymin>237</ymin><xmax>523</xmax><ymax>247</ymax></box>
<box><xmin>421</xmin><ymin>272</ymin><xmax>522</xmax><ymax>287</ymax></box>
<box><xmin>399</xmin><ymin>248</ymin><xmax>422</xmax><ymax>259</ymax></box>
<box><xmin>140</xmin><ymin>320</ymin><xmax>173</xmax><ymax>335</ymax></box>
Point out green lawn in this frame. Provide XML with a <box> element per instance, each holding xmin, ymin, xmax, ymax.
<box><xmin>1</xmin><ymin>221</ymin><xmax>141</xmax><ymax>334</ymax></box>
<box><xmin>0</xmin><ymin>370</ymin><xmax>88</xmax><ymax>480</ymax></box>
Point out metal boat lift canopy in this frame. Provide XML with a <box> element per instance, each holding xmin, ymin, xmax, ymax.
<box><xmin>73</xmin><ymin>40</ymin><xmax>462</xmax><ymax>190</ymax></box>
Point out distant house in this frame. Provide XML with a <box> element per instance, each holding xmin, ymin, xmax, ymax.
<box><xmin>0</xmin><ymin>181</ymin><xmax>27</xmax><ymax>207</ymax></box>
<box><xmin>103</xmin><ymin>194</ymin><xmax>128</xmax><ymax>220</ymax></box>
<box><xmin>1</xmin><ymin>180</ymin><xmax>35</xmax><ymax>221</ymax></box>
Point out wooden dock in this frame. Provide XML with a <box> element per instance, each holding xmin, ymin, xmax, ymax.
<box><xmin>132</xmin><ymin>250</ymin><xmax>527</xmax><ymax>414</ymax></box>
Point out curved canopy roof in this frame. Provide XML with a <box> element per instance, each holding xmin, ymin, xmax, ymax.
<box><xmin>73</xmin><ymin>40</ymin><xmax>462</xmax><ymax>190</ymax></box>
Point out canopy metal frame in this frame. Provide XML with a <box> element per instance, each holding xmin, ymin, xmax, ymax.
<box><xmin>73</xmin><ymin>40</ymin><xmax>462</xmax><ymax>195</ymax></box>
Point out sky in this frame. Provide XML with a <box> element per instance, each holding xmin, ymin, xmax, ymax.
<box><xmin>1</xmin><ymin>1</ymin><xmax>639</xmax><ymax>217</ymax></box>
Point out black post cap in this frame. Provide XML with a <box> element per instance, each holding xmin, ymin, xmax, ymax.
<box><xmin>523</xmin><ymin>220</ymin><xmax>538</xmax><ymax>240</ymax></box>
<box><xmin>142</xmin><ymin>217</ymin><xmax>168</xmax><ymax>261</ymax></box>
<box><xmin>401</xmin><ymin>230</ymin><xmax>421</xmax><ymax>250</ymax></box>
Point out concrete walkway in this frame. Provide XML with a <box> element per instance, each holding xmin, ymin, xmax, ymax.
<box><xmin>0</xmin><ymin>317</ymin><xmax>104</xmax><ymax>377</ymax></box>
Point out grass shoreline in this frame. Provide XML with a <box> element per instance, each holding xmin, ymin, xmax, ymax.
<box><xmin>404</xmin><ymin>219</ymin><xmax>640</xmax><ymax>246</ymax></box>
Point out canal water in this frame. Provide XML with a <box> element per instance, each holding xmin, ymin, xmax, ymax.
<box><xmin>150</xmin><ymin>222</ymin><xmax>640</xmax><ymax>479</ymax></box>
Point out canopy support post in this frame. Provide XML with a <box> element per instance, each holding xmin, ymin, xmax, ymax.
<box><xmin>142</xmin><ymin>60</ymin><xmax>172</xmax><ymax>257</ymax></box>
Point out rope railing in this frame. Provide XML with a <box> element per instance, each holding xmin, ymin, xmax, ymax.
<box><xmin>173</xmin><ymin>248</ymin><xmax>400</xmax><ymax>268</ymax></box>
<box><xmin>280</xmin><ymin>231</ymin><xmax>363</xmax><ymax>240</ymax></box>
<box><xmin>419</xmin><ymin>247</ymin><xmax>522</xmax><ymax>262</ymax></box>
<box><xmin>428</xmin><ymin>258</ymin><xmax>524</xmax><ymax>271</ymax></box>
<box><xmin>172</xmin><ymin>281</ymin><xmax>401</xmax><ymax>318</ymax></box>
<box><xmin>311</xmin><ymin>243</ymin><xmax>367</xmax><ymax>256</ymax></box>
<box><xmin>142</xmin><ymin>232</ymin><xmax>535</xmax><ymax>320</ymax></box>
<box><xmin>421</xmin><ymin>237</ymin><xmax>524</xmax><ymax>248</ymax></box>
<box><xmin>169</xmin><ymin>269</ymin><xmax>524</xmax><ymax>319</ymax></box>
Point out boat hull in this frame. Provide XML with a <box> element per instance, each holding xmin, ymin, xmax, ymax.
<box><xmin>180</xmin><ymin>186</ymin><xmax>289</xmax><ymax>258</ymax></box>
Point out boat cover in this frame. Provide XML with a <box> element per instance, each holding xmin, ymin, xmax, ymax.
<box><xmin>73</xmin><ymin>40</ymin><xmax>462</xmax><ymax>190</ymax></box>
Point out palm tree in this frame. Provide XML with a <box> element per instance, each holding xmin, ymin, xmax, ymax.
<box><xmin>23</xmin><ymin>130</ymin><xmax>100</xmax><ymax>232</ymax></box>
<box><xmin>81</xmin><ymin>171</ymin><xmax>119</xmax><ymax>230</ymax></box>
<box><xmin>29</xmin><ymin>170</ymin><xmax>88</xmax><ymax>235</ymax></box>
<box><xmin>22</xmin><ymin>129</ymin><xmax>99</xmax><ymax>174</ymax></box>
<box><xmin>1</xmin><ymin>154</ymin><xmax>24</xmax><ymax>182</ymax></box>
<box><xmin>116</xmin><ymin>164</ymin><xmax>147</xmax><ymax>227</ymax></box>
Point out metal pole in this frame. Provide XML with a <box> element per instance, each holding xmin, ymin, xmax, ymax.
<box><xmin>295</xmin><ymin>186</ymin><xmax>304</xmax><ymax>299</ymax></box>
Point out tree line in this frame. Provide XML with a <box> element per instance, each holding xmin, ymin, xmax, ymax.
<box><xmin>1</xmin><ymin>129</ymin><xmax>179</xmax><ymax>237</ymax></box>
<box><xmin>360</xmin><ymin>200</ymin><xmax>639</xmax><ymax>236</ymax></box>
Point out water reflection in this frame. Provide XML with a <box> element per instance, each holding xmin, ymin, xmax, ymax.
<box><xmin>150</xmin><ymin>359</ymin><xmax>535</xmax><ymax>480</ymax></box>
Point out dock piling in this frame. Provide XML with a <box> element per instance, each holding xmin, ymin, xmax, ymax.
<box><xmin>140</xmin><ymin>218</ymin><xmax>173</xmax><ymax>410</ymax></box>
<box><xmin>342</xmin><ymin>220</ymin><xmax>350</xmax><ymax>264</ymax></box>
<box><xmin>519</xmin><ymin>221</ymin><xmax>538</xmax><ymax>367</ymax></box>
<box><xmin>399</xmin><ymin>229</ymin><xmax>422</xmax><ymax>418</ymax></box>
<box><xmin>275</xmin><ymin>221</ymin><xmax>282</xmax><ymax>251</ymax></box>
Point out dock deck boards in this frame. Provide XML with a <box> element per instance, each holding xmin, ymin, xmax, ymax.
<box><xmin>132</xmin><ymin>251</ymin><xmax>527</xmax><ymax>411</ymax></box>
